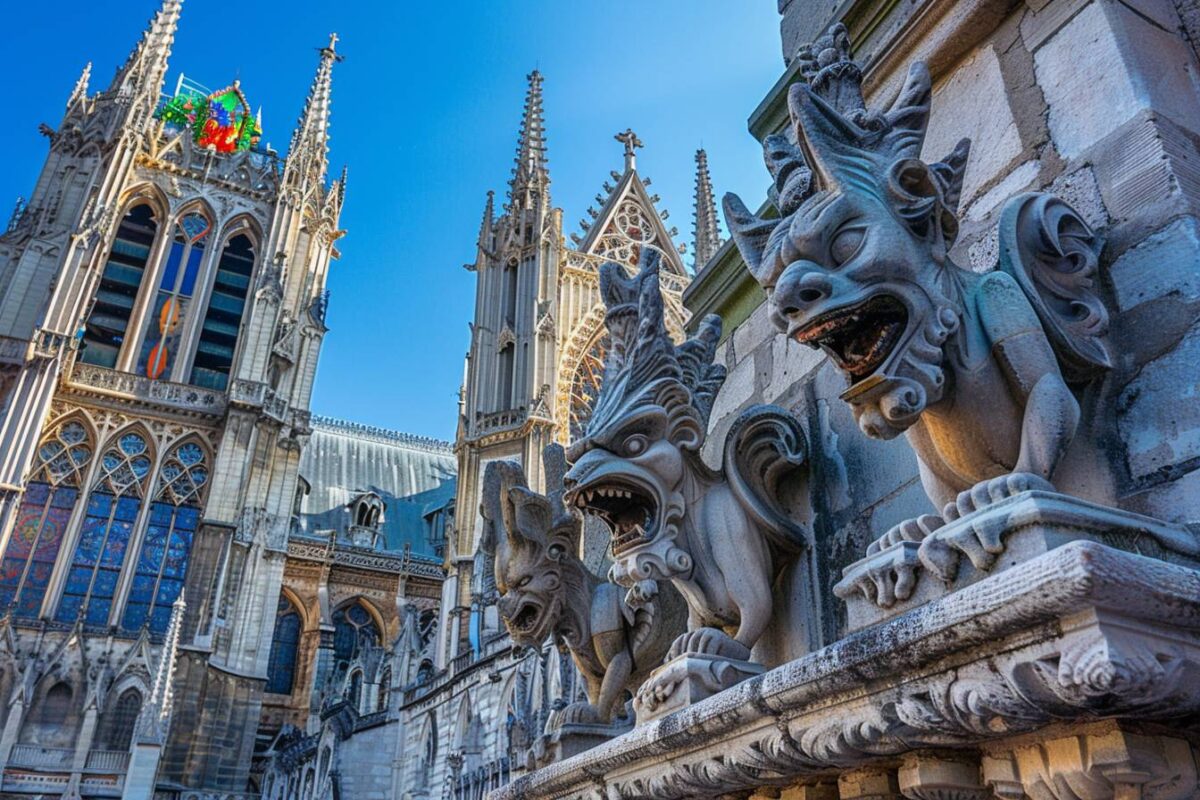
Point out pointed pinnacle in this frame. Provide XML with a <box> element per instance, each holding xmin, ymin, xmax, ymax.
<box><xmin>288</xmin><ymin>33</ymin><xmax>339</xmax><ymax>182</ymax></box>
<box><xmin>68</xmin><ymin>62</ymin><xmax>92</xmax><ymax>110</ymax></box>
<box><xmin>510</xmin><ymin>69</ymin><xmax>549</xmax><ymax>198</ymax></box>
<box><xmin>692</xmin><ymin>148</ymin><xmax>723</xmax><ymax>270</ymax></box>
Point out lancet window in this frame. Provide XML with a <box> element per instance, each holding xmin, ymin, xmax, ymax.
<box><xmin>0</xmin><ymin>419</ymin><xmax>92</xmax><ymax>617</ymax></box>
<box><xmin>190</xmin><ymin>231</ymin><xmax>256</xmax><ymax>390</ymax></box>
<box><xmin>266</xmin><ymin>593</ymin><xmax>302</xmax><ymax>694</ymax></box>
<box><xmin>120</xmin><ymin>440</ymin><xmax>207</xmax><ymax>633</ymax></box>
<box><xmin>80</xmin><ymin>204</ymin><xmax>159</xmax><ymax>368</ymax></box>
<box><xmin>137</xmin><ymin>211</ymin><xmax>212</xmax><ymax>380</ymax></box>
<box><xmin>56</xmin><ymin>430</ymin><xmax>152</xmax><ymax>626</ymax></box>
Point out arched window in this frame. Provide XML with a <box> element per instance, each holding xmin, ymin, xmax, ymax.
<box><xmin>21</xmin><ymin>682</ymin><xmax>73</xmax><ymax>746</ymax></box>
<box><xmin>377</xmin><ymin>667</ymin><xmax>391</xmax><ymax>712</ymax></box>
<box><xmin>81</xmin><ymin>203</ymin><xmax>158</xmax><ymax>368</ymax></box>
<box><xmin>346</xmin><ymin>670</ymin><xmax>362</xmax><ymax>710</ymax></box>
<box><xmin>121</xmin><ymin>440</ymin><xmax>208</xmax><ymax>633</ymax></box>
<box><xmin>266</xmin><ymin>594</ymin><xmax>302</xmax><ymax>694</ymax></box>
<box><xmin>189</xmin><ymin>231</ymin><xmax>256</xmax><ymax>390</ymax></box>
<box><xmin>502</xmin><ymin>261</ymin><xmax>518</xmax><ymax>326</ymax></box>
<box><xmin>102</xmin><ymin>688</ymin><xmax>142</xmax><ymax>750</ymax></box>
<box><xmin>0</xmin><ymin>419</ymin><xmax>92</xmax><ymax>618</ymax></box>
<box><xmin>332</xmin><ymin>601</ymin><xmax>380</xmax><ymax>664</ymax></box>
<box><xmin>136</xmin><ymin>211</ymin><xmax>212</xmax><ymax>380</ymax></box>
<box><xmin>498</xmin><ymin>343</ymin><xmax>515</xmax><ymax>410</ymax></box>
<box><xmin>56</xmin><ymin>430</ymin><xmax>151</xmax><ymax>627</ymax></box>
<box><xmin>419</xmin><ymin>714</ymin><xmax>437</xmax><ymax>784</ymax></box>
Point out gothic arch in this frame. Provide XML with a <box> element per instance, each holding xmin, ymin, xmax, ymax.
<box><xmin>215</xmin><ymin>213</ymin><xmax>264</xmax><ymax>249</ymax></box>
<box><xmin>95</xmin><ymin>422</ymin><xmax>158</xmax><ymax>489</ymax></box>
<box><xmin>553</xmin><ymin>304</ymin><xmax>606</xmax><ymax>445</ymax></box>
<box><xmin>115</xmin><ymin>183</ymin><xmax>170</xmax><ymax>228</ymax></box>
<box><xmin>279</xmin><ymin>585</ymin><xmax>310</xmax><ymax>630</ymax></box>
<box><xmin>170</xmin><ymin>197</ymin><xmax>218</xmax><ymax>228</ymax></box>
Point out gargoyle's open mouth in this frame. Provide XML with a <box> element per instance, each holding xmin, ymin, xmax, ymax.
<box><xmin>572</xmin><ymin>482</ymin><xmax>658</xmax><ymax>556</ymax></box>
<box><xmin>508</xmin><ymin>600</ymin><xmax>543</xmax><ymax>635</ymax></box>
<box><xmin>792</xmin><ymin>294</ymin><xmax>908</xmax><ymax>381</ymax></box>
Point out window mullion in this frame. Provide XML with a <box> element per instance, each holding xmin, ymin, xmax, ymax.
<box><xmin>110</xmin><ymin>493</ymin><xmax>155</xmax><ymax>630</ymax></box>
<box><xmin>115</xmin><ymin>218</ymin><xmax>172</xmax><ymax>374</ymax></box>
<box><xmin>172</xmin><ymin>237</ymin><xmax>222</xmax><ymax>383</ymax></box>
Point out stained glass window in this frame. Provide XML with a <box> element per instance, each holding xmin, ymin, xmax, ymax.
<box><xmin>568</xmin><ymin>333</ymin><xmax>609</xmax><ymax>442</ymax></box>
<box><xmin>266</xmin><ymin>594</ymin><xmax>301</xmax><ymax>695</ymax></box>
<box><xmin>347</xmin><ymin>670</ymin><xmax>362</xmax><ymax>710</ymax></box>
<box><xmin>189</xmin><ymin>233</ymin><xmax>255</xmax><ymax>390</ymax></box>
<box><xmin>121</xmin><ymin>441</ymin><xmax>207</xmax><ymax>634</ymax></box>
<box><xmin>0</xmin><ymin>420</ymin><xmax>92</xmax><ymax>617</ymax></box>
<box><xmin>137</xmin><ymin>213</ymin><xmax>211</xmax><ymax>380</ymax></box>
<box><xmin>56</xmin><ymin>431</ymin><xmax>150</xmax><ymax>627</ymax></box>
<box><xmin>332</xmin><ymin>601</ymin><xmax>380</xmax><ymax>663</ymax></box>
<box><xmin>156</xmin><ymin>83</ymin><xmax>262</xmax><ymax>154</ymax></box>
<box><xmin>80</xmin><ymin>204</ymin><xmax>158</xmax><ymax>368</ymax></box>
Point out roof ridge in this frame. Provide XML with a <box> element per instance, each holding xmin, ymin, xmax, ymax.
<box><xmin>310</xmin><ymin>415</ymin><xmax>455</xmax><ymax>453</ymax></box>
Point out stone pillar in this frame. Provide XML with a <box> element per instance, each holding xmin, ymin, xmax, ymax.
<box><xmin>122</xmin><ymin>742</ymin><xmax>162</xmax><ymax>800</ymax></box>
<box><xmin>307</xmin><ymin>624</ymin><xmax>335</xmax><ymax>733</ymax></box>
<box><xmin>0</xmin><ymin>696</ymin><xmax>26</xmax><ymax>772</ymax></box>
<box><xmin>66</xmin><ymin>704</ymin><xmax>100</xmax><ymax>796</ymax></box>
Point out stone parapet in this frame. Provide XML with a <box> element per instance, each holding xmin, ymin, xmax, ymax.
<box><xmin>492</xmin><ymin>540</ymin><xmax>1200</xmax><ymax>799</ymax></box>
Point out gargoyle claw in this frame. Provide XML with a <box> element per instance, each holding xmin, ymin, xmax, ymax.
<box><xmin>667</xmin><ymin>627</ymin><xmax>751</xmax><ymax>661</ymax></box>
<box><xmin>868</xmin><ymin>513</ymin><xmax>944</xmax><ymax>554</ymax></box>
<box><xmin>943</xmin><ymin>472</ymin><xmax>1054</xmax><ymax>522</ymax></box>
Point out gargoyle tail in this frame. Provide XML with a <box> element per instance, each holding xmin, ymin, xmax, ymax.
<box><xmin>997</xmin><ymin>192</ymin><xmax>1112</xmax><ymax>382</ymax></box>
<box><xmin>723</xmin><ymin>405</ymin><xmax>812</xmax><ymax>553</ymax></box>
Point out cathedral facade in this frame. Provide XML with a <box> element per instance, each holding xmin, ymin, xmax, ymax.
<box><xmin>0</xmin><ymin>2</ymin><xmax>453</xmax><ymax>798</ymax></box>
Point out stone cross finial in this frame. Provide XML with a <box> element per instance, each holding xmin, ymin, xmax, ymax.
<box><xmin>615</xmin><ymin>128</ymin><xmax>643</xmax><ymax>171</ymax></box>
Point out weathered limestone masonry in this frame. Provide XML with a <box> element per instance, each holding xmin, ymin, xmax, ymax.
<box><xmin>491</xmin><ymin>0</ymin><xmax>1200</xmax><ymax>798</ymax></box>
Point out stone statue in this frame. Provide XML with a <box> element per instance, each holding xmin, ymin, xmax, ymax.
<box><xmin>562</xmin><ymin>249</ymin><xmax>811</xmax><ymax>715</ymax></box>
<box><xmin>481</xmin><ymin>443</ymin><xmax>684</xmax><ymax>724</ymax></box>
<box><xmin>724</xmin><ymin>24</ymin><xmax>1111</xmax><ymax>541</ymax></box>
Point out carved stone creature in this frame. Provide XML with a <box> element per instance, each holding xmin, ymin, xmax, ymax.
<box><xmin>725</xmin><ymin>24</ymin><xmax>1110</xmax><ymax>537</ymax></box>
<box><xmin>563</xmin><ymin>249</ymin><xmax>811</xmax><ymax>664</ymax></box>
<box><xmin>481</xmin><ymin>444</ymin><xmax>684</xmax><ymax>723</ymax></box>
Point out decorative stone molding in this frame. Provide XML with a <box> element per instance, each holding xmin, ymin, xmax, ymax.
<box><xmin>287</xmin><ymin>535</ymin><xmax>444</xmax><ymax>579</ymax></box>
<box><xmin>490</xmin><ymin>542</ymin><xmax>1200</xmax><ymax>799</ymax></box>
<box><xmin>68</xmin><ymin>362</ymin><xmax>226</xmax><ymax>418</ymax></box>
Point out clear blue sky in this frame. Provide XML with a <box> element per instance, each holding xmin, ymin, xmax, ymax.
<box><xmin>1</xmin><ymin>2</ymin><xmax>784</xmax><ymax>441</ymax></box>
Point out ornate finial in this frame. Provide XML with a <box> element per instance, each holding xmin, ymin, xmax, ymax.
<box><xmin>692</xmin><ymin>148</ymin><xmax>723</xmax><ymax>271</ymax></box>
<box><xmin>615</xmin><ymin>128</ymin><xmax>644</xmax><ymax>172</ymax></box>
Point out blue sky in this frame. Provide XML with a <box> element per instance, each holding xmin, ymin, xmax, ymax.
<box><xmin>1</xmin><ymin>2</ymin><xmax>784</xmax><ymax>441</ymax></box>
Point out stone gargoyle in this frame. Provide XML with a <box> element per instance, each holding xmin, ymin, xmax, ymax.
<box><xmin>480</xmin><ymin>443</ymin><xmax>684</xmax><ymax>724</ymax></box>
<box><xmin>563</xmin><ymin>249</ymin><xmax>812</xmax><ymax>671</ymax></box>
<box><xmin>724</xmin><ymin>25</ymin><xmax>1111</xmax><ymax>557</ymax></box>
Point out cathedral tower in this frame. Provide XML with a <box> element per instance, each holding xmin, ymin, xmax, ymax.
<box><xmin>446</xmin><ymin>71</ymin><xmax>691</xmax><ymax>667</ymax></box>
<box><xmin>0</xmin><ymin>3</ymin><xmax>345</xmax><ymax>796</ymax></box>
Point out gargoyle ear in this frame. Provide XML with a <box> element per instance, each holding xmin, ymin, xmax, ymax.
<box><xmin>887</xmin><ymin>157</ymin><xmax>958</xmax><ymax>253</ymax></box>
<box><xmin>929</xmin><ymin>137</ymin><xmax>971</xmax><ymax>216</ymax></box>
<box><xmin>723</xmin><ymin>192</ymin><xmax>777</xmax><ymax>286</ymax></box>
<box><xmin>658</xmin><ymin>383</ymin><xmax>705</xmax><ymax>452</ymax></box>
<box><xmin>505</xmin><ymin>486</ymin><xmax>552</xmax><ymax>550</ymax></box>
<box><xmin>787</xmin><ymin>81</ymin><xmax>863</xmax><ymax>190</ymax></box>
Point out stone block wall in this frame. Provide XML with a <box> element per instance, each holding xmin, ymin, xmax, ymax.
<box><xmin>707</xmin><ymin>0</ymin><xmax>1200</xmax><ymax>645</ymax></box>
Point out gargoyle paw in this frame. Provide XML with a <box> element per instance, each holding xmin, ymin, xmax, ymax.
<box><xmin>667</xmin><ymin>627</ymin><xmax>751</xmax><ymax>661</ymax></box>
<box><xmin>556</xmin><ymin>701</ymin><xmax>605</xmax><ymax>726</ymax></box>
<box><xmin>942</xmin><ymin>472</ymin><xmax>1054</xmax><ymax>522</ymax></box>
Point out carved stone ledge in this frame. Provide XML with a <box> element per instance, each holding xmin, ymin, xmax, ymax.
<box><xmin>67</xmin><ymin>362</ymin><xmax>226</xmax><ymax>418</ymax></box>
<box><xmin>489</xmin><ymin>542</ymin><xmax>1200</xmax><ymax>800</ymax></box>
<box><xmin>837</xmin><ymin>491</ymin><xmax>1200</xmax><ymax>631</ymax></box>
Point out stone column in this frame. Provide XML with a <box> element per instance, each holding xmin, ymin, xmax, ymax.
<box><xmin>66</xmin><ymin>704</ymin><xmax>100</xmax><ymax>796</ymax></box>
<box><xmin>0</xmin><ymin>695</ymin><xmax>26</xmax><ymax>772</ymax></box>
<box><xmin>306</xmin><ymin>624</ymin><xmax>335</xmax><ymax>733</ymax></box>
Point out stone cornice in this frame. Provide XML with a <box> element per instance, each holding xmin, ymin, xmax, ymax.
<box><xmin>492</xmin><ymin>542</ymin><xmax>1200</xmax><ymax>799</ymax></box>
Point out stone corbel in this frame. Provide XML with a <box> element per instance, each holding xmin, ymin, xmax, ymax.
<box><xmin>897</xmin><ymin>753</ymin><xmax>990</xmax><ymax>800</ymax></box>
<box><xmin>981</xmin><ymin>728</ymin><xmax>1200</xmax><ymax>800</ymax></box>
<box><xmin>838</xmin><ymin>766</ymin><xmax>902</xmax><ymax>799</ymax></box>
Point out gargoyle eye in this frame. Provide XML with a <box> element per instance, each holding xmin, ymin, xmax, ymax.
<box><xmin>624</xmin><ymin>434</ymin><xmax>648</xmax><ymax>456</ymax></box>
<box><xmin>829</xmin><ymin>226</ymin><xmax>865</xmax><ymax>266</ymax></box>
<box><xmin>517</xmin><ymin>576</ymin><xmax>532</xmax><ymax>589</ymax></box>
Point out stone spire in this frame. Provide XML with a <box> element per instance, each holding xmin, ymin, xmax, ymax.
<box><xmin>66</xmin><ymin>62</ymin><xmax>92</xmax><ymax>112</ymax></box>
<box><xmin>691</xmin><ymin>148</ymin><xmax>723</xmax><ymax>270</ymax></box>
<box><xmin>136</xmin><ymin>591</ymin><xmax>185</xmax><ymax>744</ymax></box>
<box><xmin>478</xmin><ymin>190</ymin><xmax>495</xmax><ymax>250</ymax></box>
<box><xmin>286</xmin><ymin>33</ymin><xmax>339</xmax><ymax>188</ymax></box>
<box><xmin>508</xmin><ymin>70</ymin><xmax>549</xmax><ymax>204</ymax></box>
<box><xmin>110</xmin><ymin>0</ymin><xmax>182</xmax><ymax>106</ymax></box>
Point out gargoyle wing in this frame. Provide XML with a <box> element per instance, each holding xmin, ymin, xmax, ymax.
<box><xmin>723</xmin><ymin>404</ymin><xmax>812</xmax><ymax>553</ymax></box>
<box><xmin>998</xmin><ymin>192</ymin><xmax>1111</xmax><ymax>382</ymax></box>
